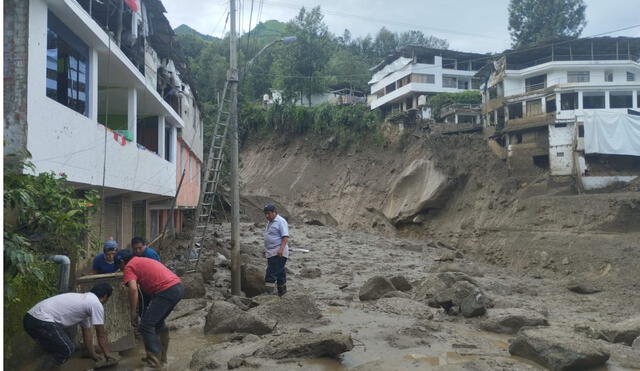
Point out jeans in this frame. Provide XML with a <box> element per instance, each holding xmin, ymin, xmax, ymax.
<box><xmin>265</xmin><ymin>256</ymin><xmax>287</xmax><ymax>285</ymax></box>
<box><xmin>139</xmin><ymin>283</ymin><xmax>183</xmax><ymax>354</ymax></box>
<box><xmin>23</xmin><ymin>313</ymin><xmax>74</xmax><ymax>364</ymax></box>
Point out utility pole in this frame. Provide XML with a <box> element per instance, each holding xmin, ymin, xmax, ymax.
<box><xmin>229</xmin><ymin>0</ymin><xmax>241</xmax><ymax>295</ymax></box>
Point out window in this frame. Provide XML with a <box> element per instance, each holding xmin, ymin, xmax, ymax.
<box><xmin>412</xmin><ymin>74</ymin><xmax>435</xmax><ymax>84</ymax></box>
<box><xmin>188</xmin><ymin>153</ymin><xmax>193</xmax><ymax>182</ymax></box>
<box><xmin>180</xmin><ymin>143</ymin><xmax>186</xmax><ymax>175</ymax></box>
<box><xmin>443</xmin><ymin>76</ymin><xmax>457</xmax><ymax>88</ymax></box>
<box><xmin>568</xmin><ymin>71</ymin><xmax>590</xmax><ymax>83</ymax></box>
<box><xmin>385</xmin><ymin>82</ymin><xmax>396</xmax><ymax>94</ymax></box>
<box><xmin>545</xmin><ymin>95</ymin><xmax>556</xmax><ymax>112</ymax></box>
<box><xmin>561</xmin><ymin>92</ymin><xmax>578</xmax><ymax>110</ymax></box>
<box><xmin>525</xmin><ymin>74</ymin><xmax>546</xmax><ymax>92</ymax></box>
<box><xmin>610</xmin><ymin>91</ymin><xmax>633</xmax><ymax>108</ymax></box>
<box><xmin>583</xmin><ymin>92</ymin><xmax>605</xmax><ymax>109</ymax></box>
<box><xmin>508</xmin><ymin>102</ymin><xmax>523</xmax><ymax>120</ymax></box>
<box><xmin>578</xmin><ymin>125</ymin><xmax>584</xmax><ymax>138</ymax></box>
<box><xmin>472</xmin><ymin>78</ymin><xmax>482</xmax><ymax>90</ymax></box>
<box><xmin>397</xmin><ymin>75</ymin><xmax>411</xmax><ymax>88</ymax></box>
<box><xmin>416</xmin><ymin>55</ymin><xmax>435</xmax><ymax>64</ymax></box>
<box><xmin>554</xmin><ymin>123</ymin><xmax>567</xmax><ymax>128</ymax></box>
<box><xmin>526</xmin><ymin>99</ymin><xmax>542</xmax><ymax>117</ymax></box>
<box><xmin>46</xmin><ymin>11</ymin><xmax>90</xmax><ymax>116</ymax></box>
<box><xmin>442</xmin><ymin>58</ymin><xmax>456</xmax><ymax>69</ymax></box>
<box><xmin>604</xmin><ymin>70</ymin><xmax>613</xmax><ymax>82</ymax></box>
<box><xmin>627</xmin><ymin>72</ymin><xmax>636</xmax><ymax>82</ymax></box>
<box><xmin>557</xmin><ymin>152</ymin><xmax>564</xmax><ymax>157</ymax></box>
<box><xmin>457</xmin><ymin>79</ymin><xmax>469</xmax><ymax>90</ymax></box>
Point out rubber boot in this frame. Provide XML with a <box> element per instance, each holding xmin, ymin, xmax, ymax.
<box><xmin>159</xmin><ymin>328</ymin><xmax>170</xmax><ymax>364</ymax></box>
<box><xmin>277</xmin><ymin>284</ymin><xmax>287</xmax><ymax>297</ymax></box>
<box><xmin>144</xmin><ymin>351</ymin><xmax>163</xmax><ymax>370</ymax></box>
<box><xmin>264</xmin><ymin>283</ymin><xmax>277</xmax><ymax>295</ymax></box>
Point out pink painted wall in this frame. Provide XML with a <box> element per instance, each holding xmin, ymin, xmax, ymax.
<box><xmin>176</xmin><ymin>139</ymin><xmax>201</xmax><ymax>208</ymax></box>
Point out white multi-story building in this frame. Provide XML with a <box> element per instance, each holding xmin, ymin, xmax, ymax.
<box><xmin>479</xmin><ymin>37</ymin><xmax>640</xmax><ymax>189</ymax></box>
<box><xmin>368</xmin><ymin>45</ymin><xmax>486</xmax><ymax>117</ymax></box>
<box><xmin>4</xmin><ymin>0</ymin><xmax>204</xmax><ymax>248</ymax></box>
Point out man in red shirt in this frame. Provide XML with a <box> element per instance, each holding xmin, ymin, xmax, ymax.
<box><xmin>117</xmin><ymin>250</ymin><xmax>182</xmax><ymax>369</ymax></box>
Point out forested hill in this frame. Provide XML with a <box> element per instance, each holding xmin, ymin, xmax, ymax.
<box><xmin>174</xmin><ymin>24</ymin><xmax>219</xmax><ymax>41</ymax></box>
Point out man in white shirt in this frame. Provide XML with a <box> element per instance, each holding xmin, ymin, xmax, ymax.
<box><xmin>263</xmin><ymin>204</ymin><xmax>289</xmax><ymax>296</ymax></box>
<box><xmin>23</xmin><ymin>283</ymin><xmax>116</xmax><ymax>368</ymax></box>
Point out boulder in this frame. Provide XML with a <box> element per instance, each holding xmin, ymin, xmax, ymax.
<box><xmin>598</xmin><ymin>316</ymin><xmax>640</xmax><ymax>345</ymax></box>
<box><xmin>226</xmin><ymin>295</ymin><xmax>258</xmax><ymax>311</ymax></box>
<box><xmin>509</xmin><ymin>327</ymin><xmax>610</xmax><ymax>371</ymax></box>
<box><xmin>248</xmin><ymin>294</ymin><xmax>322</xmax><ymax>324</ymax></box>
<box><xmin>390</xmin><ymin>275</ymin><xmax>412</xmax><ymax>292</ymax></box>
<box><xmin>460</xmin><ymin>291</ymin><xmax>488</xmax><ymax>318</ymax></box>
<box><xmin>197</xmin><ymin>256</ymin><xmax>217</xmax><ymax>282</ymax></box>
<box><xmin>241</xmin><ymin>264</ymin><xmax>265</xmax><ymax>297</ymax></box>
<box><xmin>359</xmin><ymin>276</ymin><xmax>396</xmax><ymax>301</ymax></box>
<box><xmin>479</xmin><ymin>308</ymin><xmax>548</xmax><ymax>334</ymax></box>
<box><xmin>256</xmin><ymin>332</ymin><xmax>353</xmax><ymax>359</ymax></box>
<box><xmin>381</xmin><ymin>159</ymin><xmax>454</xmax><ymax>225</ymax></box>
<box><xmin>204</xmin><ymin>301</ymin><xmax>275</xmax><ymax>335</ymax></box>
<box><xmin>181</xmin><ymin>272</ymin><xmax>206</xmax><ymax>299</ymax></box>
<box><xmin>567</xmin><ymin>281</ymin><xmax>602</xmax><ymax>294</ymax></box>
<box><xmin>299</xmin><ymin>267</ymin><xmax>322</xmax><ymax>279</ymax></box>
<box><xmin>190</xmin><ymin>343</ymin><xmax>226</xmax><ymax>370</ymax></box>
<box><xmin>633</xmin><ymin>336</ymin><xmax>640</xmax><ymax>351</ymax></box>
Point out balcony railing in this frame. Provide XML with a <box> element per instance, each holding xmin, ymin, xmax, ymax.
<box><xmin>440</xmin><ymin>103</ymin><xmax>481</xmax><ymax>117</ymax></box>
<box><xmin>525</xmin><ymin>82</ymin><xmax>546</xmax><ymax>92</ymax></box>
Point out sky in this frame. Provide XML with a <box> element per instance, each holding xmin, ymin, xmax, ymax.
<box><xmin>162</xmin><ymin>0</ymin><xmax>640</xmax><ymax>54</ymax></box>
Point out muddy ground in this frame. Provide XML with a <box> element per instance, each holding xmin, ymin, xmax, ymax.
<box><xmin>149</xmin><ymin>221</ymin><xmax>637</xmax><ymax>371</ymax></box>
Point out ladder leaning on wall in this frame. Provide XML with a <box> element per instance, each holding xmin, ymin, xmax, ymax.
<box><xmin>187</xmin><ymin>81</ymin><xmax>231</xmax><ymax>270</ymax></box>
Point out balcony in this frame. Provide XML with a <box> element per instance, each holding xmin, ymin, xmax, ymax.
<box><xmin>504</xmin><ymin>112</ymin><xmax>556</xmax><ymax>133</ymax></box>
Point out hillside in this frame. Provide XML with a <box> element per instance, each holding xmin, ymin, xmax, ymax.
<box><xmin>174</xmin><ymin>24</ymin><xmax>218</xmax><ymax>41</ymax></box>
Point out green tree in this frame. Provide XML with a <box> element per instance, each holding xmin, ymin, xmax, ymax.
<box><xmin>323</xmin><ymin>49</ymin><xmax>370</xmax><ymax>93</ymax></box>
<box><xmin>373</xmin><ymin>27</ymin><xmax>398</xmax><ymax>57</ymax></box>
<box><xmin>508</xmin><ymin>0</ymin><xmax>587</xmax><ymax>48</ymax></box>
<box><xmin>271</xmin><ymin>6</ymin><xmax>333</xmax><ymax>105</ymax></box>
<box><xmin>398</xmin><ymin>30</ymin><xmax>449</xmax><ymax>49</ymax></box>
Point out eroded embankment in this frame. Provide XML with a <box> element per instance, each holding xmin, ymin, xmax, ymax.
<box><xmin>239</xmin><ymin>133</ymin><xmax>640</xmax><ymax>305</ymax></box>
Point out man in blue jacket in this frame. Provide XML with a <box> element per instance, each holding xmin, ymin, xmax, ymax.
<box><xmin>131</xmin><ymin>236</ymin><xmax>160</xmax><ymax>261</ymax></box>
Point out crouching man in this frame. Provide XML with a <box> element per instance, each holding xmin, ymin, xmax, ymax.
<box><xmin>23</xmin><ymin>283</ymin><xmax>116</xmax><ymax>369</ymax></box>
<box><xmin>117</xmin><ymin>249</ymin><xmax>183</xmax><ymax>368</ymax></box>
<box><xmin>263</xmin><ymin>204</ymin><xmax>289</xmax><ymax>296</ymax></box>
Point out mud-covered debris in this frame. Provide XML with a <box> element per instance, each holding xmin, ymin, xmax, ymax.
<box><xmin>509</xmin><ymin>327</ymin><xmax>610</xmax><ymax>371</ymax></box>
<box><xmin>567</xmin><ymin>280</ymin><xmax>602</xmax><ymax>294</ymax></box>
<box><xmin>248</xmin><ymin>294</ymin><xmax>322</xmax><ymax>323</ymax></box>
<box><xmin>598</xmin><ymin>316</ymin><xmax>640</xmax><ymax>345</ymax></box>
<box><xmin>241</xmin><ymin>264</ymin><xmax>266</xmax><ymax>297</ymax></box>
<box><xmin>205</xmin><ymin>300</ymin><xmax>275</xmax><ymax>335</ymax></box>
<box><xmin>479</xmin><ymin>308</ymin><xmax>548</xmax><ymax>334</ymax></box>
<box><xmin>389</xmin><ymin>275</ymin><xmax>412</xmax><ymax>292</ymax></box>
<box><xmin>460</xmin><ymin>291</ymin><xmax>488</xmax><ymax>318</ymax></box>
<box><xmin>255</xmin><ymin>332</ymin><xmax>353</xmax><ymax>359</ymax></box>
<box><xmin>181</xmin><ymin>272</ymin><xmax>206</xmax><ymax>299</ymax></box>
<box><xmin>359</xmin><ymin>276</ymin><xmax>396</xmax><ymax>301</ymax></box>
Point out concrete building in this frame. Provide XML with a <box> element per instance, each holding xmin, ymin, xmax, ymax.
<box><xmin>4</xmin><ymin>0</ymin><xmax>204</xmax><ymax>254</ymax></box>
<box><xmin>478</xmin><ymin>37</ymin><xmax>640</xmax><ymax>188</ymax></box>
<box><xmin>368</xmin><ymin>45</ymin><xmax>486</xmax><ymax>117</ymax></box>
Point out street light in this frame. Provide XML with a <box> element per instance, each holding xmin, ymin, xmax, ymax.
<box><xmin>228</xmin><ymin>28</ymin><xmax>297</xmax><ymax>295</ymax></box>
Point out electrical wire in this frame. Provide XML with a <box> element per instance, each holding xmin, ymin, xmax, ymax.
<box><xmin>245</xmin><ymin>0</ymin><xmax>256</xmax><ymax>53</ymax></box>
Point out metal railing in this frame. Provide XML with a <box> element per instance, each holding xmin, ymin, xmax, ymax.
<box><xmin>507</xmin><ymin>54</ymin><xmax>640</xmax><ymax>70</ymax></box>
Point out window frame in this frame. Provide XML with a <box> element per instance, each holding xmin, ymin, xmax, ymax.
<box><xmin>567</xmin><ymin>71</ymin><xmax>590</xmax><ymax>83</ymax></box>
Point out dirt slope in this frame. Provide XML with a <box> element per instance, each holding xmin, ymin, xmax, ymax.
<box><xmin>239</xmin><ymin>133</ymin><xmax>640</xmax><ymax>300</ymax></box>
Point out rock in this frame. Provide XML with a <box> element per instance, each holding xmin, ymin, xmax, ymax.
<box><xmin>299</xmin><ymin>267</ymin><xmax>322</xmax><ymax>279</ymax></box>
<box><xmin>190</xmin><ymin>344</ymin><xmax>225</xmax><ymax>370</ymax></box>
<box><xmin>359</xmin><ymin>276</ymin><xmax>397</xmax><ymax>301</ymax></box>
<box><xmin>299</xmin><ymin>210</ymin><xmax>338</xmax><ymax>227</ymax></box>
<box><xmin>380</xmin><ymin>290</ymin><xmax>411</xmax><ymax>299</ymax></box>
<box><xmin>181</xmin><ymin>272</ymin><xmax>206</xmax><ymax>299</ymax></box>
<box><xmin>598</xmin><ymin>316</ymin><xmax>640</xmax><ymax>345</ymax></box>
<box><xmin>248</xmin><ymin>294</ymin><xmax>322</xmax><ymax>324</ymax></box>
<box><xmin>436</xmin><ymin>272</ymin><xmax>477</xmax><ymax>286</ymax></box>
<box><xmin>562</xmin><ymin>257</ymin><xmax>570</xmax><ymax>265</ymax></box>
<box><xmin>375</xmin><ymin>298</ymin><xmax>433</xmax><ymax>319</ymax></box>
<box><xmin>509</xmin><ymin>327</ymin><xmax>610</xmax><ymax>371</ymax></box>
<box><xmin>460</xmin><ymin>291</ymin><xmax>488</xmax><ymax>318</ymax></box>
<box><xmin>390</xmin><ymin>275</ymin><xmax>412</xmax><ymax>292</ymax></box>
<box><xmin>227</xmin><ymin>295</ymin><xmax>258</xmax><ymax>311</ymax></box>
<box><xmin>434</xmin><ymin>251</ymin><xmax>456</xmax><ymax>262</ymax></box>
<box><xmin>204</xmin><ymin>301</ymin><xmax>275</xmax><ymax>335</ymax></box>
<box><xmin>567</xmin><ymin>280</ymin><xmax>602</xmax><ymax>294</ymax></box>
<box><xmin>227</xmin><ymin>357</ymin><xmax>257</xmax><ymax>369</ymax></box>
<box><xmin>241</xmin><ymin>264</ymin><xmax>265</xmax><ymax>297</ymax></box>
<box><xmin>198</xmin><ymin>256</ymin><xmax>217</xmax><ymax>282</ymax></box>
<box><xmin>256</xmin><ymin>332</ymin><xmax>353</xmax><ymax>359</ymax></box>
<box><xmin>479</xmin><ymin>308</ymin><xmax>548</xmax><ymax>334</ymax></box>
<box><xmin>381</xmin><ymin>158</ymin><xmax>454</xmax><ymax>225</ymax></box>
<box><xmin>633</xmin><ymin>336</ymin><xmax>640</xmax><ymax>351</ymax></box>
<box><xmin>166</xmin><ymin>298</ymin><xmax>207</xmax><ymax>322</ymax></box>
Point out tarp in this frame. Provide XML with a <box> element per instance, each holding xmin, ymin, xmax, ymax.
<box><xmin>583</xmin><ymin>111</ymin><xmax>640</xmax><ymax>156</ymax></box>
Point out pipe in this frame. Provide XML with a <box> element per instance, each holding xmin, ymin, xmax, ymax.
<box><xmin>48</xmin><ymin>255</ymin><xmax>71</xmax><ymax>293</ymax></box>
